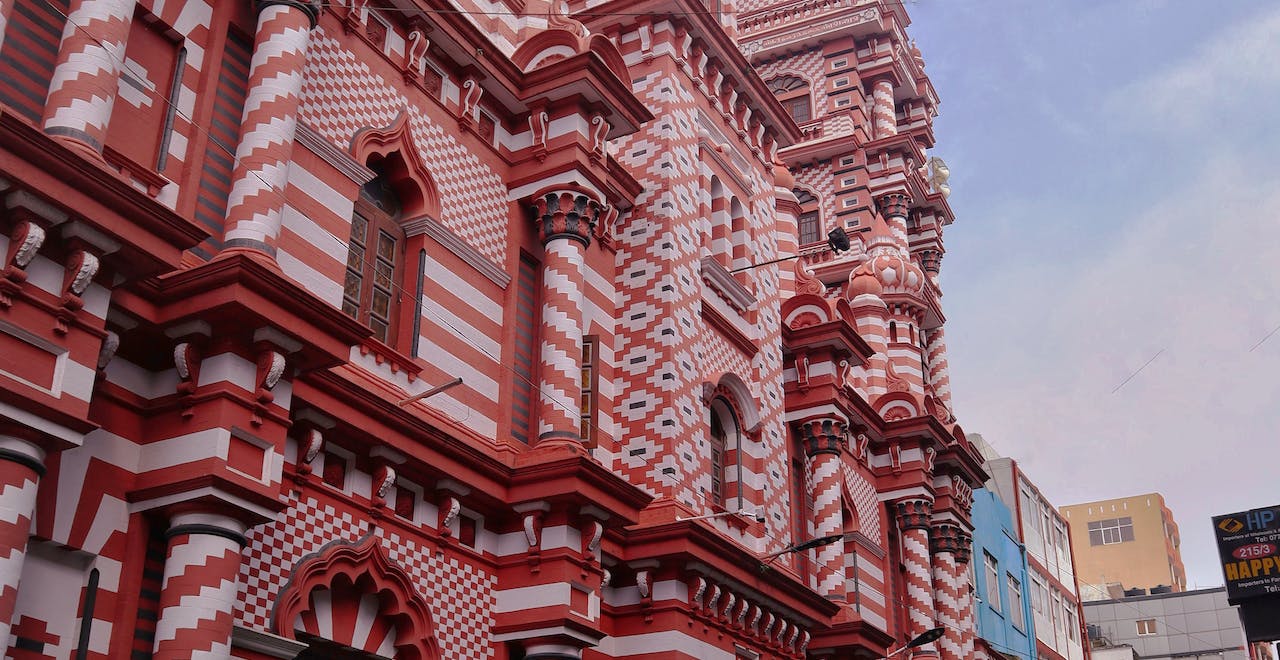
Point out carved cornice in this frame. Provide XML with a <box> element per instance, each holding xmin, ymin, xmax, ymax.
<box><xmin>796</xmin><ymin>417</ymin><xmax>846</xmax><ymax>457</ymax></box>
<box><xmin>894</xmin><ymin>498</ymin><xmax>932</xmax><ymax>531</ymax></box>
<box><xmin>528</xmin><ymin>190</ymin><xmax>601</xmax><ymax>246</ymax></box>
<box><xmin>700</xmin><ymin>256</ymin><xmax>756</xmax><ymax>312</ymax></box>
<box><xmin>401</xmin><ymin>215</ymin><xmax>510</xmax><ymax>288</ymax></box>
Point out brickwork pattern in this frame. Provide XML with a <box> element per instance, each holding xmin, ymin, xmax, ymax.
<box><xmin>298</xmin><ymin>31</ymin><xmax>509</xmax><ymax>264</ymax></box>
<box><xmin>237</xmin><ymin>494</ymin><xmax>496</xmax><ymax>660</ymax></box>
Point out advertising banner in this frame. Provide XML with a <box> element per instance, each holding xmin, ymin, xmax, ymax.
<box><xmin>1213</xmin><ymin>504</ymin><xmax>1280</xmax><ymax>603</ymax></box>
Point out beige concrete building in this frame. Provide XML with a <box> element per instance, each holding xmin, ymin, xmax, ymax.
<box><xmin>1062</xmin><ymin>493</ymin><xmax>1187</xmax><ymax>599</ymax></box>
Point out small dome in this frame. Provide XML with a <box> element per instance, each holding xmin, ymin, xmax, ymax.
<box><xmin>865</xmin><ymin>252</ymin><xmax>926</xmax><ymax>296</ymax></box>
<box><xmin>846</xmin><ymin>262</ymin><xmax>883</xmax><ymax>298</ymax></box>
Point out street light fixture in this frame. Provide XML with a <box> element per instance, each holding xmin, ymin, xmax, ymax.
<box><xmin>884</xmin><ymin>627</ymin><xmax>946</xmax><ymax>659</ymax></box>
<box><xmin>759</xmin><ymin>533</ymin><xmax>845</xmax><ymax>566</ymax></box>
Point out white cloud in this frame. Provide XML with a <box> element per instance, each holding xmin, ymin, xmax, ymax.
<box><xmin>948</xmin><ymin>151</ymin><xmax>1280</xmax><ymax>588</ymax></box>
<box><xmin>1105</xmin><ymin>6</ymin><xmax>1280</xmax><ymax>131</ymax></box>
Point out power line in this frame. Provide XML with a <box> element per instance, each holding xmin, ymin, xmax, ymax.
<box><xmin>37</xmin><ymin>14</ymin><xmax>1252</xmax><ymax>654</ymax></box>
<box><xmin>40</xmin><ymin>0</ymin><xmax>627</xmax><ymax>440</ymax></box>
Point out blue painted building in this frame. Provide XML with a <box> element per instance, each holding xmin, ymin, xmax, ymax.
<box><xmin>971</xmin><ymin>487</ymin><xmax>1037</xmax><ymax>660</ymax></box>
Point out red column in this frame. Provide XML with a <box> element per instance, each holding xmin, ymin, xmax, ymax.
<box><xmin>152</xmin><ymin>512</ymin><xmax>247</xmax><ymax>659</ymax></box>
<box><xmin>529</xmin><ymin>191</ymin><xmax>600</xmax><ymax>449</ymax></box>
<box><xmin>955</xmin><ymin>532</ymin><xmax>975</xmax><ymax>660</ymax></box>
<box><xmin>930</xmin><ymin>523</ymin><xmax>967</xmax><ymax>660</ymax></box>
<box><xmin>895</xmin><ymin>498</ymin><xmax>938</xmax><ymax>659</ymax></box>
<box><xmin>924</xmin><ymin>326</ymin><xmax>954</xmax><ymax>415</ymax></box>
<box><xmin>871</xmin><ymin>78</ymin><xmax>897</xmax><ymax>139</ymax></box>
<box><xmin>0</xmin><ymin>436</ymin><xmax>43</xmax><ymax>647</ymax></box>
<box><xmin>221</xmin><ymin>0</ymin><xmax>321</xmax><ymax>255</ymax></box>
<box><xmin>798</xmin><ymin>418</ymin><xmax>847</xmax><ymax>600</ymax></box>
<box><xmin>41</xmin><ymin>0</ymin><xmax>136</xmax><ymax>153</ymax></box>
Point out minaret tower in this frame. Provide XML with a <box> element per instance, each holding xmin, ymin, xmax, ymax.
<box><xmin>744</xmin><ymin>2</ymin><xmax>986</xmax><ymax>659</ymax></box>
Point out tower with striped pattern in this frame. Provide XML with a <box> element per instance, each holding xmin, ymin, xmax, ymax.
<box><xmin>0</xmin><ymin>0</ymin><xmax>997</xmax><ymax>657</ymax></box>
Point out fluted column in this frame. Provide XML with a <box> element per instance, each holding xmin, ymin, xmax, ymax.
<box><xmin>871</xmin><ymin>78</ymin><xmax>897</xmax><ymax>139</ymax></box>
<box><xmin>41</xmin><ymin>0</ymin><xmax>136</xmax><ymax>153</ymax></box>
<box><xmin>221</xmin><ymin>0</ymin><xmax>321</xmax><ymax>255</ymax></box>
<box><xmin>152</xmin><ymin>512</ymin><xmax>247</xmax><ymax>659</ymax></box>
<box><xmin>930</xmin><ymin>523</ymin><xmax>968</xmax><ymax>660</ymax></box>
<box><xmin>798</xmin><ymin>418</ymin><xmax>847</xmax><ymax>600</ymax></box>
<box><xmin>529</xmin><ymin>191</ymin><xmax>599</xmax><ymax>449</ymax></box>
<box><xmin>0</xmin><ymin>435</ymin><xmax>44</xmax><ymax>647</ymax></box>
<box><xmin>895</xmin><ymin>498</ymin><xmax>937</xmax><ymax>659</ymax></box>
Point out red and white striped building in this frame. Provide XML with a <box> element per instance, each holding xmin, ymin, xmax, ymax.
<box><xmin>0</xmin><ymin>0</ymin><xmax>986</xmax><ymax>657</ymax></box>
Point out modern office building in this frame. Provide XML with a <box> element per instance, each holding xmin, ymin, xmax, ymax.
<box><xmin>1062</xmin><ymin>494</ymin><xmax>1187</xmax><ymax>598</ymax></box>
<box><xmin>0</xmin><ymin>0</ymin><xmax>988</xmax><ymax>658</ymax></box>
<box><xmin>1083</xmin><ymin>587</ymin><xmax>1257</xmax><ymax>660</ymax></box>
<box><xmin>970</xmin><ymin>487</ymin><xmax>1037</xmax><ymax>660</ymax></box>
<box><xmin>973</xmin><ymin>435</ymin><xmax>1087</xmax><ymax>660</ymax></box>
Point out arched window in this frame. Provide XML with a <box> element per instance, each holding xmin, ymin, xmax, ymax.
<box><xmin>708</xmin><ymin>398</ymin><xmax>740</xmax><ymax>508</ymax></box>
<box><xmin>769</xmin><ymin>75</ymin><xmax>812</xmax><ymax>124</ymax></box>
<box><xmin>343</xmin><ymin>160</ymin><xmax>405</xmax><ymax>344</ymax></box>
<box><xmin>794</xmin><ymin>187</ymin><xmax>820</xmax><ymax>246</ymax></box>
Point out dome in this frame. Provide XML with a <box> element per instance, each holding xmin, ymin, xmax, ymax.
<box><xmin>846</xmin><ymin>262</ymin><xmax>883</xmax><ymax>298</ymax></box>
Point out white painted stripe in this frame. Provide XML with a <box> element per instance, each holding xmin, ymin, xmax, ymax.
<box><xmin>493</xmin><ymin>582</ymin><xmax>571</xmax><ymax>613</ymax></box>
<box><xmin>197</xmin><ymin>352</ymin><xmax>257</xmax><ymax>391</ymax></box>
<box><xmin>139</xmin><ymin>428</ymin><xmax>229</xmax><ymax>472</ymax></box>
<box><xmin>598</xmin><ymin>631</ymin><xmax>734</xmax><ymax>659</ymax></box>
<box><xmin>421</xmin><ymin>297</ymin><xmax>500</xmax><ymax>358</ymax></box>
<box><xmin>423</xmin><ymin>252</ymin><xmax>502</xmax><ymax>322</ymax></box>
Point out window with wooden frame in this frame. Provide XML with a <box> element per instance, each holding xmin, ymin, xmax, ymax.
<box><xmin>709</xmin><ymin>412</ymin><xmax>726</xmax><ymax>506</ymax></box>
<box><xmin>343</xmin><ymin>165</ymin><xmax>404</xmax><ymax>345</ymax></box>
<box><xmin>768</xmin><ymin>75</ymin><xmax>812</xmax><ymax>124</ymax></box>
<box><xmin>707</xmin><ymin>398</ymin><xmax>741</xmax><ymax>509</ymax></box>
<box><xmin>791</xmin><ymin>456</ymin><xmax>814</xmax><ymax>579</ymax></box>
<box><xmin>510</xmin><ymin>253</ymin><xmax>540</xmax><ymax>444</ymax></box>
<box><xmin>580</xmin><ymin>336</ymin><xmax>599</xmax><ymax>446</ymax></box>
<box><xmin>794</xmin><ymin>187</ymin><xmax>821</xmax><ymax>246</ymax></box>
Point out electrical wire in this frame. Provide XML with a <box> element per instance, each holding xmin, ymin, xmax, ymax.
<box><xmin>36</xmin><ymin>10</ymin><xmax>1247</xmax><ymax>654</ymax></box>
<box><xmin>38</xmin><ymin>0</ymin><xmax>632</xmax><ymax>440</ymax></box>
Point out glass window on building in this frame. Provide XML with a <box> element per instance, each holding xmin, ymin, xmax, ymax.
<box><xmin>1087</xmin><ymin>517</ymin><xmax>1135</xmax><ymax>545</ymax></box>
<box><xmin>1137</xmin><ymin>618</ymin><xmax>1157</xmax><ymax>635</ymax></box>
<box><xmin>1008</xmin><ymin>575</ymin><xmax>1024</xmax><ymax>630</ymax></box>
<box><xmin>984</xmin><ymin>552</ymin><xmax>1001</xmax><ymax>612</ymax></box>
<box><xmin>1064</xmin><ymin>601</ymin><xmax>1079</xmax><ymax>642</ymax></box>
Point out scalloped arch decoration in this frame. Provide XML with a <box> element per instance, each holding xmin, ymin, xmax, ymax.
<box><xmin>874</xmin><ymin>391</ymin><xmax>919</xmax><ymax>423</ymax></box>
<box><xmin>272</xmin><ymin>535</ymin><xmax>439</xmax><ymax>660</ymax></box>
<box><xmin>513</xmin><ymin>30</ymin><xmax>584</xmax><ymax>72</ymax></box>
<box><xmin>781</xmin><ymin>293</ymin><xmax>833</xmax><ymax>329</ymax></box>
<box><xmin>350</xmin><ymin>111</ymin><xmax>442</xmax><ymax>220</ymax></box>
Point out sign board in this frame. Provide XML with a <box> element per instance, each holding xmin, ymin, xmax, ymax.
<box><xmin>1213</xmin><ymin>504</ymin><xmax>1280</xmax><ymax>602</ymax></box>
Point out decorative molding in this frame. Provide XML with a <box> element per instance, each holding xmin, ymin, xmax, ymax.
<box><xmin>700</xmin><ymin>257</ymin><xmax>756</xmax><ymax>312</ymax></box>
<box><xmin>296</xmin><ymin>123</ymin><xmax>375</xmax><ymax>185</ymax></box>
<box><xmin>401</xmin><ymin>215</ymin><xmax>510</xmax><ymax>288</ymax></box>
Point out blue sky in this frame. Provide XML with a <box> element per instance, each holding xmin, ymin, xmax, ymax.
<box><xmin>907</xmin><ymin>1</ymin><xmax>1280</xmax><ymax>591</ymax></box>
